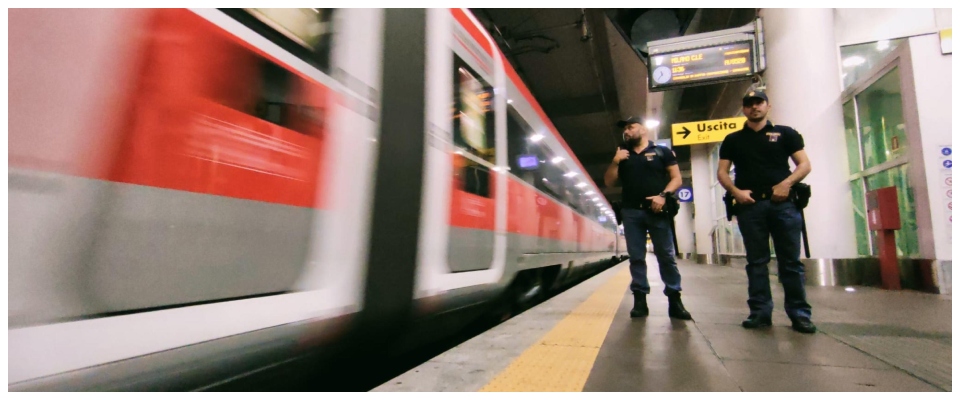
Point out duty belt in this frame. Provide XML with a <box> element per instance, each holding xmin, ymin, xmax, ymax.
<box><xmin>621</xmin><ymin>199</ymin><xmax>655</xmax><ymax>210</ymax></box>
<box><xmin>746</xmin><ymin>188</ymin><xmax>774</xmax><ymax>201</ymax></box>
<box><xmin>723</xmin><ymin>184</ymin><xmax>812</xmax><ymax>258</ymax></box>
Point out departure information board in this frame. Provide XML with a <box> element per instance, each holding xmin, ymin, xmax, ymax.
<box><xmin>648</xmin><ymin>41</ymin><xmax>755</xmax><ymax>91</ymax></box>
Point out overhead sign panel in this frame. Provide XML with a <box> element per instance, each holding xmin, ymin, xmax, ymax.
<box><xmin>647</xmin><ymin>18</ymin><xmax>765</xmax><ymax>92</ymax></box>
<box><xmin>649</xmin><ymin>42</ymin><xmax>754</xmax><ymax>91</ymax></box>
<box><xmin>671</xmin><ymin>116</ymin><xmax>747</xmax><ymax>146</ymax></box>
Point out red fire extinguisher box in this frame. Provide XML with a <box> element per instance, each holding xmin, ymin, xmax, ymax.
<box><xmin>866</xmin><ymin>187</ymin><xmax>900</xmax><ymax>231</ymax></box>
<box><xmin>865</xmin><ymin>186</ymin><xmax>902</xmax><ymax>290</ymax></box>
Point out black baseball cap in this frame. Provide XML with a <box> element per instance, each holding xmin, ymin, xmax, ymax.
<box><xmin>742</xmin><ymin>90</ymin><xmax>769</xmax><ymax>105</ymax></box>
<box><xmin>617</xmin><ymin>116</ymin><xmax>644</xmax><ymax>128</ymax></box>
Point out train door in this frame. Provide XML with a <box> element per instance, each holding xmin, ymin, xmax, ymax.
<box><xmin>414</xmin><ymin>9</ymin><xmax>508</xmax><ymax>299</ymax></box>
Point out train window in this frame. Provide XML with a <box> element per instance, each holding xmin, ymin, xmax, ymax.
<box><xmin>535</xmin><ymin>147</ymin><xmax>565</xmax><ymax>202</ymax></box>
<box><xmin>506</xmin><ymin>108</ymin><xmax>539</xmax><ymax>184</ymax></box>
<box><xmin>177</xmin><ymin>13</ymin><xmax>327</xmax><ymax>138</ymax></box>
<box><xmin>219</xmin><ymin>56</ymin><xmax>324</xmax><ymax>137</ymax></box>
<box><xmin>506</xmin><ymin>107</ymin><xmax>588</xmax><ymax>211</ymax></box>
<box><xmin>452</xmin><ymin>56</ymin><xmax>495</xmax><ymax>198</ymax></box>
<box><xmin>255</xmin><ymin>60</ymin><xmax>293</xmax><ymax>126</ymax></box>
<box><xmin>221</xmin><ymin>8</ymin><xmax>335</xmax><ymax>73</ymax></box>
<box><xmin>569</xmin><ymin>187</ymin><xmax>590</xmax><ymax>215</ymax></box>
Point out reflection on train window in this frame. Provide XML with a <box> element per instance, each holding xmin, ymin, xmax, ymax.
<box><xmin>506</xmin><ymin>107</ymin><xmax>580</xmax><ymax>209</ymax></box>
<box><xmin>452</xmin><ymin>56</ymin><xmax>495</xmax><ymax>198</ymax></box>
<box><xmin>506</xmin><ymin>108</ymin><xmax>539</xmax><ymax>184</ymax></box>
<box><xmin>505</xmin><ymin>105</ymin><xmax>609</xmax><ymax>227</ymax></box>
<box><xmin>221</xmin><ymin>8</ymin><xmax>335</xmax><ymax>72</ymax></box>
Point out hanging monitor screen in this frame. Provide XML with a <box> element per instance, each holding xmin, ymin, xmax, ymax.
<box><xmin>648</xmin><ymin>41</ymin><xmax>755</xmax><ymax>91</ymax></box>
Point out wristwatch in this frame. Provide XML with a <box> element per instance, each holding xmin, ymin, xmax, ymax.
<box><xmin>658</xmin><ymin>191</ymin><xmax>671</xmax><ymax>198</ymax></box>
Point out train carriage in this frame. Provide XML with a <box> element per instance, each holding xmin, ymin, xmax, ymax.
<box><xmin>8</xmin><ymin>8</ymin><xmax>626</xmax><ymax>391</ymax></box>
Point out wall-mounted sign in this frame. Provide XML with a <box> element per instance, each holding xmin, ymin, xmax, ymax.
<box><xmin>671</xmin><ymin>116</ymin><xmax>747</xmax><ymax>146</ymax></box>
<box><xmin>676</xmin><ymin>187</ymin><xmax>693</xmax><ymax>202</ymax></box>
<box><xmin>940</xmin><ymin>144</ymin><xmax>952</xmax><ymax>240</ymax></box>
<box><xmin>941</xmin><ymin>28</ymin><xmax>952</xmax><ymax>55</ymax></box>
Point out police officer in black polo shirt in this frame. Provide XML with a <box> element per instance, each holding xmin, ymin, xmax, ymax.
<box><xmin>604</xmin><ymin>116</ymin><xmax>691</xmax><ymax>320</ymax></box>
<box><xmin>717</xmin><ymin>90</ymin><xmax>816</xmax><ymax>334</ymax></box>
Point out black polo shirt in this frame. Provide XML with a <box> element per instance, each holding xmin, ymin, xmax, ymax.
<box><xmin>718</xmin><ymin>121</ymin><xmax>804</xmax><ymax>191</ymax></box>
<box><xmin>618</xmin><ymin>141</ymin><xmax>677</xmax><ymax>205</ymax></box>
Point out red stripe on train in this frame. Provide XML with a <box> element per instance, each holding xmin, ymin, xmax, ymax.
<box><xmin>448</xmin><ymin>174</ymin><xmax>614</xmax><ymax>249</ymax></box>
<box><xmin>106</xmin><ymin>9</ymin><xmax>331</xmax><ymax>209</ymax></box>
<box><xmin>450</xmin><ymin>9</ymin><xmax>494</xmax><ymax>56</ymax></box>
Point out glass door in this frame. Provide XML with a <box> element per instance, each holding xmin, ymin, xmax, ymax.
<box><xmin>840</xmin><ymin>40</ymin><xmax>921</xmax><ymax>257</ymax></box>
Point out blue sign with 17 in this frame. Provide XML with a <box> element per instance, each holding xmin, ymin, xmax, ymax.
<box><xmin>677</xmin><ymin>187</ymin><xmax>693</xmax><ymax>202</ymax></box>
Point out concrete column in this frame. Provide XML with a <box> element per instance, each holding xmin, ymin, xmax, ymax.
<box><xmin>674</xmin><ymin>201</ymin><xmax>696</xmax><ymax>256</ymax></box>
<box><xmin>690</xmin><ymin>144</ymin><xmax>716</xmax><ymax>259</ymax></box>
<box><xmin>758</xmin><ymin>8</ymin><xmax>857</xmax><ymax>258</ymax></box>
<box><xmin>646</xmin><ymin>91</ymin><xmax>665</xmax><ymax>141</ymax></box>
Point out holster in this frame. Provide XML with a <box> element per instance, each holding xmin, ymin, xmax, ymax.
<box><xmin>791</xmin><ymin>182</ymin><xmax>811</xmax><ymax>209</ymax></box>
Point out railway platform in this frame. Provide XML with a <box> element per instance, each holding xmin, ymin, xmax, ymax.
<box><xmin>374</xmin><ymin>256</ymin><xmax>952</xmax><ymax>392</ymax></box>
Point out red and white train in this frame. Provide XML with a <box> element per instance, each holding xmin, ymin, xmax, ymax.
<box><xmin>8</xmin><ymin>8</ymin><xmax>627</xmax><ymax>390</ymax></box>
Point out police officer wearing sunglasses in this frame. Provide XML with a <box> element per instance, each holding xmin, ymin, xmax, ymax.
<box><xmin>717</xmin><ymin>90</ymin><xmax>816</xmax><ymax>334</ymax></box>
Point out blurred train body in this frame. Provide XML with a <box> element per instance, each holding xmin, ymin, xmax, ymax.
<box><xmin>8</xmin><ymin>8</ymin><xmax>627</xmax><ymax>390</ymax></box>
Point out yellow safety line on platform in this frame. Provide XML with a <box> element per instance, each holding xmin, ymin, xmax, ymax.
<box><xmin>479</xmin><ymin>266</ymin><xmax>631</xmax><ymax>392</ymax></box>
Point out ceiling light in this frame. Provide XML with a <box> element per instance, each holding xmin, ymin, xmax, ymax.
<box><xmin>584</xmin><ymin>191</ymin><xmax>595</xmax><ymax>195</ymax></box>
<box><xmin>564</xmin><ymin>172</ymin><xmax>578</xmax><ymax>178</ymax></box>
<box><xmin>529</xmin><ymin>133</ymin><xmax>544</xmax><ymax>142</ymax></box>
<box><xmin>551</xmin><ymin>156</ymin><xmax>564</xmax><ymax>164</ymax></box>
<box><xmin>645</xmin><ymin>119</ymin><xmax>660</xmax><ymax>129</ymax></box>
<box><xmin>842</xmin><ymin>56</ymin><xmax>865</xmax><ymax>68</ymax></box>
<box><xmin>575</xmin><ymin>182</ymin><xmax>587</xmax><ymax>188</ymax></box>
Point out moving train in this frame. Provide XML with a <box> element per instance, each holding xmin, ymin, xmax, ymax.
<box><xmin>8</xmin><ymin>8</ymin><xmax>627</xmax><ymax>390</ymax></box>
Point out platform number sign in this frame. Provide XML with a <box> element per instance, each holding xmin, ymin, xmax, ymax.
<box><xmin>677</xmin><ymin>187</ymin><xmax>693</xmax><ymax>203</ymax></box>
